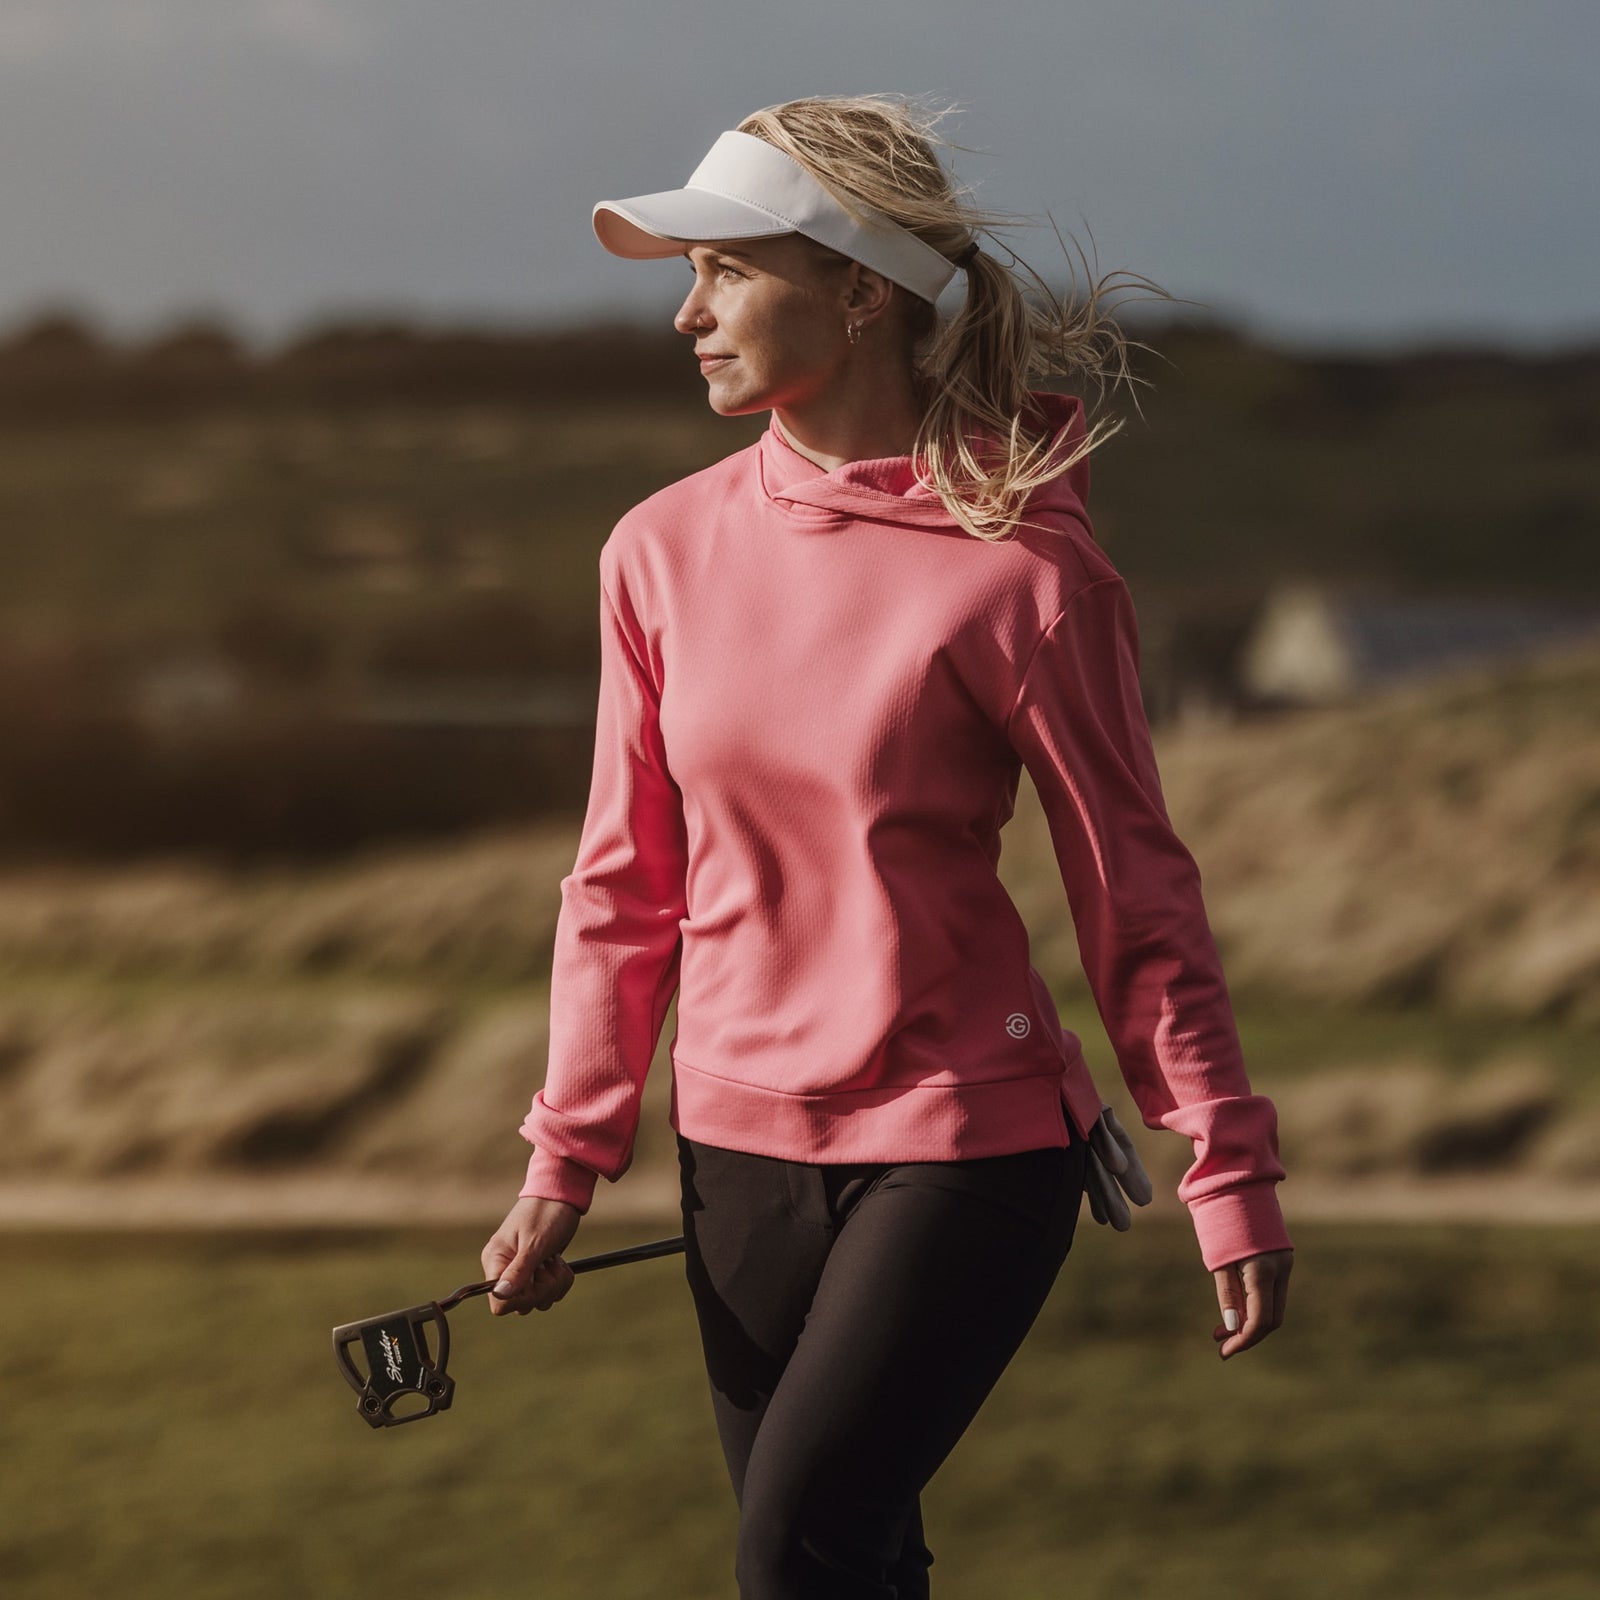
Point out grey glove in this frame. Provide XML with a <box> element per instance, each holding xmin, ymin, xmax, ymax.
<box><xmin>1083</xmin><ymin>1103</ymin><xmax>1153</xmax><ymax>1230</ymax></box>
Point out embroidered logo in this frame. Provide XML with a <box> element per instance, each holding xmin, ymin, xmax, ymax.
<box><xmin>1004</xmin><ymin>1012</ymin><xmax>1031</xmax><ymax>1039</ymax></box>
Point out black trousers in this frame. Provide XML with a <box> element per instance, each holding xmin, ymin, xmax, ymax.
<box><xmin>677</xmin><ymin>1127</ymin><xmax>1089</xmax><ymax>1599</ymax></box>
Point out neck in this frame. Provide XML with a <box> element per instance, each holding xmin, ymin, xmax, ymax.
<box><xmin>772</xmin><ymin>366</ymin><xmax>926</xmax><ymax>472</ymax></box>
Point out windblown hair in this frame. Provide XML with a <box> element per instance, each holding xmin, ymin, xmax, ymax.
<box><xmin>736</xmin><ymin>94</ymin><xmax>1183</xmax><ymax>542</ymax></box>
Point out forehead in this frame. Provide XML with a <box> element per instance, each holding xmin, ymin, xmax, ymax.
<box><xmin>683</xmin><ymin>235</ymin><xmax>844</xmax><ymax>270</ymax></box>
<box><xmin>683</xmin><ymin>237</ymin><xmax>784</xmax><ymax>261</ymax></box>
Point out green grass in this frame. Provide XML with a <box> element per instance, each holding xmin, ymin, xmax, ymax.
<box><xmin>1057</xmin><ymin>985</ymin><xmax>1600</xmax><ymax>1098</ymax></box>
<box><xmin>0</xmin><ymin>403</ymin><xmax>757</xmax><ymax>645</ymax></box>
<box><xmin>5</xmin><ymin>1221</ymin><xmax>1596</xmax><ymax>1598</ymax></box>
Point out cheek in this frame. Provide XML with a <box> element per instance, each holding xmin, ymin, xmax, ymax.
<box><xmin>762</xmin><ymin>297</ymin><xmax>834</xmax><ymax>371</ymax></box>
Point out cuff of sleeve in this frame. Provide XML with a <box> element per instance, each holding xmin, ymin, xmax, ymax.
<box><xmin>1188</xmin><ymin>1182</ymin><xmax>1293</xmax><ymax>1272</ymax></box>
<box><xmin>520</xmin><ymin>1148</ymin><xmax>599</xmax><ymax>1213</ymax></box>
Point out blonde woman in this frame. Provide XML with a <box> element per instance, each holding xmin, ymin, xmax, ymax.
<box><xmin>483</xmin><ymin>95</ymin><xmax>1292</xmax><ymax>1599</ymax></box>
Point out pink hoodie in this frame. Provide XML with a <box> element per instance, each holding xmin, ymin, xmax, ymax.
<box><xmin>518</xmin><ymin>392</ymin><xmax>1289</xmax><ymax>1271</ymax></box>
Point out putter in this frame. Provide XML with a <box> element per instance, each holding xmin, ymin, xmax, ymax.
<box><xmin>332</xmin><ymin>1234</ymin><xmax>686</xmax><ymax>1429</ymax></box>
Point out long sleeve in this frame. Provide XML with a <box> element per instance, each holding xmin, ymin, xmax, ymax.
<box><xmin>1005</xmin><ymin>576</ymin><xmax>1290</xmax><ymax>1269</ymax></box>
<box><xmin>517</xmin><ymin>550</ymin><xmax>689</xmax><ymax>1211</ymax></box>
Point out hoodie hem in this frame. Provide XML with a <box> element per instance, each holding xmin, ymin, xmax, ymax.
<box><xmin>670</xmin><ymin>1053</ymin><xmax>1076</xmax><ymax>1164</ymax></box>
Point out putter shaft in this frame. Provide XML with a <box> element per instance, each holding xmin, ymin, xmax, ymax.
<box><xmin>438</xmin><ymin>1233</ymin><xmax>686</xmax><ymax>1311</ymax></box>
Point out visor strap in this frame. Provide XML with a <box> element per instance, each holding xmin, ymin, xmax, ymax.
<box><xmin>681</xmin><ymin>131</ymin><xmax>958</xmax><ymax>304</ymax></box>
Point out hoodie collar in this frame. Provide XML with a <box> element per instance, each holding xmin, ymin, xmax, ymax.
<box><xmin>756</xmin><ymin>390</ymin><xmax>1092</xmax><ymax>532</ymax></box>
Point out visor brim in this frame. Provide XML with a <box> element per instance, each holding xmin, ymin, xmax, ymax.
<box><xmin>593</xmin><ymin>191</ymin><xmax>796</xmax><ymax>259</ymax></box>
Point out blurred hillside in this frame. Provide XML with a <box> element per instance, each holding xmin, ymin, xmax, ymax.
<box><xmin>0</xmin><ymin>309</ymin><xmax>1595</xmax><ymax>863</ymax></box>
<box><xmin>0</xmin><ymin>640</ymin><xmax>1594</xmax><ymax>1221</ymax></box>
<box><xmin>1</xmin><ymin>307</ymin><xmax>1594</xmax><ymax>1225</ymax></box>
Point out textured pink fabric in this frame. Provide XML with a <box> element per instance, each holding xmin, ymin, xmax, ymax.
<box><xmin>519</xmin><ymin>392</ymin><xmax>1290</xmax><ymax>1270</ymax></box>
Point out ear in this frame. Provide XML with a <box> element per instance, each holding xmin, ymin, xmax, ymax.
<box><xmin>843</xmin><ymin>262</ymin><xmax>897</xmax><ymax>326</ymax></box>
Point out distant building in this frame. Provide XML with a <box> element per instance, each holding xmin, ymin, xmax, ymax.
<box><xmin>1239</xmin><ymin>583</ymin><xmax>1600</xmax><ymax>706</ymax></box>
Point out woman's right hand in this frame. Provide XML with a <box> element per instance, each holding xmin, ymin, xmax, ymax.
<box><xmin>481</xmin><ymin>1195</ymin><xmax>582</xmax><ymax>1316</ymax></box>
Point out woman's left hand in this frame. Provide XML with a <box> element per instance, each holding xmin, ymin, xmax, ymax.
<box><xmin>1211</xmin><ymin>1249</ymin><xmax>1293</xmax><ymax>1360</ymax></box>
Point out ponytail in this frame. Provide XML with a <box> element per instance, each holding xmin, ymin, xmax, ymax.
<box><xmin>739</xmin><ymin>94</ymin><xmax>1186</xmax><ymax>541</ymax></box>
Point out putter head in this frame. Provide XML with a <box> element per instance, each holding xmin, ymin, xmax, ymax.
<box><xmin>332</xmin><ymin>1300</ymin><xmax>456</xmax><ymax>1428</ymax></box>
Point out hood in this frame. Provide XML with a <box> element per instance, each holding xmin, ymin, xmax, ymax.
<box><xmin>756</xmin><ymin>389</ymin><xmax>1092</xmax><ymax>534</ymax></box>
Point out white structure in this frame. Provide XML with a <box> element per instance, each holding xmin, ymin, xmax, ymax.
<box><xmin>1240</xmin><ymin>583</ymin><xmax>1600</xmax><ymax>706</ymax></box>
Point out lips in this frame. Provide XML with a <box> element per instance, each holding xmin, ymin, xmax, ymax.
<box><xmin>697</xmin><ymin>352</ymin><xmax>734</xmax><ymax>369</ymax></box>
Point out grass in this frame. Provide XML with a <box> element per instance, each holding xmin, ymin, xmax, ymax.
<box><xmin>0</xmin><ymin>965</ymin><xmax>1594</xmax><ymax>1196</ymax></box>
<box><xmin>4</xmin><ymin>1220</ymin><xmax>1596</xmax><ymax>1598</ymax></box>
<box><xmin>0</xmin><ymin>402</ymin><xmax>756</xmax><ymax>642</ymax></box>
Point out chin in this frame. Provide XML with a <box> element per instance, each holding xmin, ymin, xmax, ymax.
<box><xmin>706</xmin><ymin>388</ymin><xmax>769</xmax><ymax>418</ymax></box>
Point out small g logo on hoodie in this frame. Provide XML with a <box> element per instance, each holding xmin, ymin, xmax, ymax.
<box><xmin>1004</xmin><ymin>1012</ymin><xmax>1031</xmax><ymax>1039</ymax></box>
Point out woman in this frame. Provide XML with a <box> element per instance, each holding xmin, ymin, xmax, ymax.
<box><xmin>482</xmin><ymin>94</ymin><xmax>1292</xmax><ymax>1599</ymax></box>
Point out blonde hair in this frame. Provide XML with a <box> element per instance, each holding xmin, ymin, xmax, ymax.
<box><xmin>736</xmin><ymin>94</ymin><xmax>1184</xmax><ymax>542</ymax></box>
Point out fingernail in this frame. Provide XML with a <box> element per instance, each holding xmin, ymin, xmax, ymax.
<box><xmin>1223</xmin><ymin>1308</ymin><xmax>1241</xmax><ymax>1333</ymax></box>
<box><xmin>495</xmin><ymin>1279</ymin><xmax>516</xmax><ymax>1296</ymax></box>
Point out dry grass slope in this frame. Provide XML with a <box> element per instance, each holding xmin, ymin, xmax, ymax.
<box><xmin>0</xmin><ymin>641</ymin><xmax>1595</xmax><ymax>1217</ymax></box>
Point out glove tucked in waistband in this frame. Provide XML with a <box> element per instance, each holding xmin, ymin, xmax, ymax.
<box><xmin>1083</xmin><ymin>1103</ymin><xmax>1153</xmax><ymax>1231</ymax></box>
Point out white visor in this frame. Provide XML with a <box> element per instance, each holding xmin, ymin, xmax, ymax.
<box><xmin>592</xmin><ymin>129</ymin><xmax>959</xmax><ymax>305</ymax></box>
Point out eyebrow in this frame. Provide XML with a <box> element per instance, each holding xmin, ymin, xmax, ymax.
<box><xmin>685</xmin><ymin>245</ymin><xmax>755</xmax><ymax>262</ymax></box>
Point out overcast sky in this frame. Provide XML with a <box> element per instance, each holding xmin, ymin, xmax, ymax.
<box><xmin>2</xmin><ymin>0</ymin><xmax>1595</xmax><ymax>354</ymax></box>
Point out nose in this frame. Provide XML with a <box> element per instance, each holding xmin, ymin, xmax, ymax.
<box><xmin>674</xmin><ymin>277</ymin><xmax>712</xmax><ymax>337</ymax></box>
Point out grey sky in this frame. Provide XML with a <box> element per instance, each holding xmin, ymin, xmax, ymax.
<box><xmin>2</xmin><ymin>0</ymin><xmax>1595</xmax><ymax>353</ymax></box>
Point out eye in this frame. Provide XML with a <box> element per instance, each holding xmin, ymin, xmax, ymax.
<box><xmin>686</xmin><ymin>256</ymin><xmax>745</xmax><ymax>282</ymax></box>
